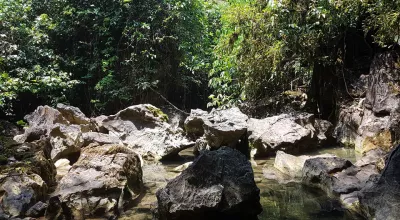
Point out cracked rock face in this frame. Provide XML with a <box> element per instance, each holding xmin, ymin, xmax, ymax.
<box><xmin>45</xmin><ymin>144</ymin><xmax>143</xmax><ymax>220</ymax></box>
<box><xmin>359</xmin><ymin>144</ymin><xmax>400</xmax><ymax>220</ymax></box>
<box><xmin>0</xmin><ymin>173</ymin><xmax>47</xmax><ymax>218</ymax></box>
<box><xmin>156</xmin><ymin>147</ymin><xmax>262</xmax><ymax>220</ymax></box>
<box><xmin>185</xmin><ymin>108</ymin><xmax>249</xmax><ymax>154</ymax></box>
<box><xmin>247</xmin><ymin>114</ymin><xmax>316</xmax><ymax>156</ymax></box>
<box><xmin>101</xmin><ymin>104</ymin><xmax>194</xmax><ymax>160</ymax></box>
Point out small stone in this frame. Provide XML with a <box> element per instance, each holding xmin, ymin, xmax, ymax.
<box><xmin>26</xmin><ymin>201</ymin><xmax>48</xmax><ymax>217</ymax></box>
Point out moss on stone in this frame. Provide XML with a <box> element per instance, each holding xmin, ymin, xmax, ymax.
<box><xmin>283</xmin><ymin>90</ymin><xmax>303</xmax><ymax>97</ymax></box>
<box><xmin>362</xmin><ymin>130</ymin><xmax>392</xmax><ymax>153</ymax></box>
<box><xmin>146</xmin><ymin>105</ymin><xmax>169</xmax><ymax>122</ymax></box>
<box><xmin>342</xmin><ymin>141</ymin><xmax>355</xmax><ymax>149</ymax></box>
<box><xmin>388</xmin><ymin>82</ymin><xmax>400</xmax><ymax>95</ymax></box>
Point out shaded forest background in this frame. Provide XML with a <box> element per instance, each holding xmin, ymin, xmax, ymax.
<box><xmin>1</xmin><ymin>0</ymin><xmax>399</xmax><ymax>120</ymax></box>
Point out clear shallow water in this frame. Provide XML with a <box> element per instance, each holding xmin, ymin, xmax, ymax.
<box><xmin>121</xmin><ymin>147</ymin><xmax>362</xmax><ymax>220</ymax></box>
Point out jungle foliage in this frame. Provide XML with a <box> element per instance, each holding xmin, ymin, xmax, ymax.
<box><xmin>0</xmin><ymin>0</ymin><xmax>399</xmax><ymax>117</ymax></box>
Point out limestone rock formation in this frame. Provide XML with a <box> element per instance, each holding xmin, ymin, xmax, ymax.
<box><xmin>101</xmin><ymin>104</ymin><xmax>194</xmax><ymax>160</ymax></box>
<box><xmin>359</xmin><ymin>145</ymin><xmax>400</xmax><ymax>220</ymax></box>
<box><xmin>335</xmin><ymin>52</ymin><xmax>400</xmax><ymax>154</ymax></box>
<box><xmin>156</xmin><ymin>147</ymin><xmax>262</xmax><ymax>220</ymax></box>
<box><xmin>185</xmin><ymin>108</ymin><xmax>249</xmax><ymax>153</ymax></box>
<box><xmin>45</xmin><ymin>144</ymin><xmax>143</xmax><ymax>219</ymax></box>
<box><xmin>247</xmin><ymin>114</ymin><xmax>315</xmax><ymax>156</ymax></box>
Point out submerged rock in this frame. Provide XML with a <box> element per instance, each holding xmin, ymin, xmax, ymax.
<box><xmin>274</xmin><ymin>151</ymin><xmax>335</xmax><ymax>178</ymax></box>
<box><xmin>156</xmin><ymin>147</ymin><xmax>262</xmax><ymax>220</ymax></box>
<box><xmin>46</xmin><ymin>144</ymin><xmax>143</xmax><ymax>219</ymax></box>
<box><xmin>302</xmin><ymin>156</ymin><xmax>354</xmax><ymax>194</ymax></box>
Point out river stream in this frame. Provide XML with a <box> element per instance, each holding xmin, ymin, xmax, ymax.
<box><xmin>121</xmin><ymin>147</ymin><xmax>362</xmax><ymax>220</ymax></box>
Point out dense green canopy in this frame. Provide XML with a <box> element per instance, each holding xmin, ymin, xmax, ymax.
<box><xmin>1</xmin><ymin>0</ymin><xmax>399</xmax><ymax>118</ymax></box>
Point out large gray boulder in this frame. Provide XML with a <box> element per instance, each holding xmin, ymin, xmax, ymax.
<box><xmin>0</xmin><ymin>173</ymin><xmax>47</xmax><ymax>218</ymax></box>
<box><xmin>359</xmin><ymin>144</ymin><xmax>400</xmax><ymax>220</ymax></box>
<box><xmin>185</xmin><ymin>108</ymin><xmax>249</xmax><ymax>151</ymax></box>
<box><xmin>56</xmin><ymin>103</ymin><xmax>91</xmax><ymax>125</ymax></box>
<box><xmin>102</xmin><ymin>104</ymin><xmax>194</xmax><ymax>160</ymax></box>
<box><xmin>14</xmin><ymin>106</ymin><xmax>68</xmax><ymax>143</ymax></box>
<box><xmin>49</xmin><ymin>124</ymin><xmax>83</xmax><ymax>161</ymax></box>
<box><xmin>45</xmin><ymin>144</ymin><xmax>143</xmax><ymax>219</ymax></box>
<box><xmin>203</xmin><ymin>108</ymin><xmax>248</xmax><ymax>148</ymax></box>
<box><xmin>184</xmin><ymin>109</ymin><xmax>209</xmax><ymax>137</ymax></box>
<box><xmin>13</xmin><ymin>104</ymin><xmax>95</xmax><ymax>144</ymax></box>
<box><xmin>247</xmin><ymin>114</ymin><xmax>316</xmax><ymax>156</ymax></box>
<box><xmin>156</xmin><ymin>147</ymin><xmax>262</xmax><ymax>220</ymax></box>
<box><xmin>302</xmin><ymin>156</ymin><xmax>361</xmax><ymax>195</ymax></box>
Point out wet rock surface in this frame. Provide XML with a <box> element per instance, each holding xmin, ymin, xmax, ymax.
<box><xmin>274</xmin><ymin>151</ymin><xmax>335</xmax><ymax>178</ymax></box>
<box><xmin>156</xmin><ymin>147</ymin><xmax>262</xmax><ymax>220</ymax></box>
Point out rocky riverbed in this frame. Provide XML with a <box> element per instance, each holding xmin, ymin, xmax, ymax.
<box><xmin>121</xmin><ymin>146</ymin><xmax>362</xmax><ymax>220</ymax></box>
<box><xmin>0</xmin><ymin>102</ymin><xmax>398</xmax><ymax>220</ymax></box>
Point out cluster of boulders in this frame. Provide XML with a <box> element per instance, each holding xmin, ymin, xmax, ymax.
<box><xmin>185</xmin><ymin>108</ymin><xmax>334</xmax><ymax>157</ymax></box>
<box><xmin>267</xmin><ymin>145</ymin><xmax>399</xmax><ymax>220</ymax></box>
<box><xmin>0</xmin><ymin>103</ymin><xmax>194</xmax><ymax>219</ymax></box>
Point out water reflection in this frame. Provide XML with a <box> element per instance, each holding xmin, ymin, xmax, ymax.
<box><xmin>122</xmin><ymin>147</ymin><xmax>363</xmax><ymax>220</ymax></box>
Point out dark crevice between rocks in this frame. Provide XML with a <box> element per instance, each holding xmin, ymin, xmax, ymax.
<box><xmin>66</xmin><ymin>151</ymin><xmax>81</xmax><ymax>165</ymax></box>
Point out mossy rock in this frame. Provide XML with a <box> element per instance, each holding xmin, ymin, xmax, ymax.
<box><xmin>342</xmin><ymin>141</ymin><xmax>356</xmax><ymax>149</ymax></box>
<box><xmin>283</xmin><ymin>90</ymin><xmax>303</xmax><ymax>98</ymax></box>
<box><xmin>145</xmin><ymin>105</ymin><xmax>169</xmax><ymax>122</ymax></box>
<box><xmin>361</xmin><ymin>130</ymin><xmax>392</xmax><ymax>153</ymax></box>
